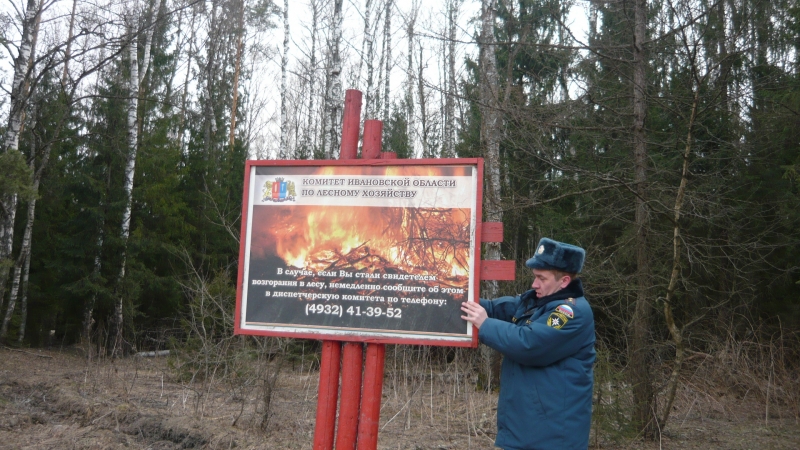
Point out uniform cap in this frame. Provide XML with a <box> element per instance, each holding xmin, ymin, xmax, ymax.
<box><xmin>525</xmin><ymin>237</ymin><xmax>585</xmax><ymax>274</ymax></box>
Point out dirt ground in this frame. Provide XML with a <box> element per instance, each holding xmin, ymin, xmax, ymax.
<box><xmin>0</xmin><ymin>346</ymin><xmax>798</xmax><ymax>449</ymax></box>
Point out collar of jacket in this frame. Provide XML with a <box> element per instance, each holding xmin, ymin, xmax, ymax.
<box><xmin>520</xmin><ymin>279</ymin><xmax>585</xmax><ymax>309</ymax></box>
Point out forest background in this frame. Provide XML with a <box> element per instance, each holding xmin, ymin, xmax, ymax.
<box><xmin>0</xmin><ymin>0</ymin><xmax>799</xmax><ymax>442</ymax></box>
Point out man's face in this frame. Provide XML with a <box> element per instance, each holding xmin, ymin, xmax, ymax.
<box><xmin>531</xmin><ymin>269</ymin><xmax>570</xmax><ymax>298</ymax></box>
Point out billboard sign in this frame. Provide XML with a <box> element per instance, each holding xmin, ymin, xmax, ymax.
<box><xmin>235</xmin><ymin>159</ymin><xmax>483</xmax><ymax>347</ymax></box>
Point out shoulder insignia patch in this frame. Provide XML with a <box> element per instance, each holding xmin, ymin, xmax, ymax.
<box><xmin>547</xmin><ymin>311</ymin><xmax>569</xmax><ymax>329</ymax></box>
<box><xmin>556</xmin><ymin>304</ymin><xmax>574</xmax><ymax>319</ymax></box>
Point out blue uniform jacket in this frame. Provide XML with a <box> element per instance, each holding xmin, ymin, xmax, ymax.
<box><xmin>479</xmin><ymin>279</ymin><xmax>595</xmax><ymax>450</ymax></box>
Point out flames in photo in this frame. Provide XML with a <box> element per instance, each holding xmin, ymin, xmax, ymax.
<box><xmin>250</xmin><ymin>205</ymin><xmax>471</xmax><ymax>292</ymax></box>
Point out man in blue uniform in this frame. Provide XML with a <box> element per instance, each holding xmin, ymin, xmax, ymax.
<box><xmin>461</xmin><ymin>238</ymin><xmax>595</xmax><ymax>450</ymax></box>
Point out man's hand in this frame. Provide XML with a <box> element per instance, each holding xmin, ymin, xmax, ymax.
<box><xmin>461</xmin><ymin>301</ymin><xmax>488</xmax><ymax>329</ymax></box>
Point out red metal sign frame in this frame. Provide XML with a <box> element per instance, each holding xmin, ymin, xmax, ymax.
<box><xmin>234</xmin><ymin>157</ymin><xmax>484</xmax><ymax>348</ymax></box>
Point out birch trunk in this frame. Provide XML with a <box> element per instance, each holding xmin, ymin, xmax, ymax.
<box><xmin>62</xmin><ymin>0</ymin><xmax>78</xmax><ymax>84</ymax></box>
<box><xmin>630</xmin><ymin>0</ymin><xmax>655</xmax><ymax>438</ymax></box>
<box><xmin>230</xmin><ymin>0</ymin><xmax>246</xmax><ymax>152</ymax></box>
<box><xmin>13</xmin><ymin>133</ymin><xmax>55</xmax><ymax>344</ymax></box>
<box><xmin>323</xmin><ymin>0</ymin><xmax>344</xmax><ymax>159</ymax></box>
<box><xmin>0</xmin><ymin>237</ymin><xmax>29</xmax><ymax>341</ymax></box>
<box><xmin>382</xmin><ymin>0</ymin><xmax>392</xmax><ymax>122</ymax></box>
<box><xmin>302</xmin><ymin>0</ymin><xmax>319</xmax><ymax>157</ymax></box>
<box><xmin>417</xmin><ymin>44</ymin><xmax>429</xmax><ymax>158</ymax></box>
<box><xmin>0</xmin><ymin>243</ymin><xmax>21</xmax><ymax>339</ymax></box>
<box><xmin>279</xmin><ymin>0</ymin><xmax>289</xmax><ymax>158</ymax></box>
<box><xmin>714</xmin><ymin>0</ymin><xmax>730</xmax><ymax>113</ymax></box>
<box><xmin>558</xmin><ymin>13</ymin><xmax>568</xmax><ymax>103</ymax></box>
<box><xmin>0</xmin><ymin>0</ymin><xmax>40</xmax><ymax>306</ymax></box>
<box><xmin>660</xmin><ymin>88</ymin><xmax>699</xmax><ymax>428</ymax></box>
<box><xmin>362</xmin><ymin>0</ymin><xmax>374</xmax><ymax>116</ymax></box>
<box><xmin>1</xmin><ymin>131</ymin><xmax>52</xmax><ymax>341</ymax></box>
<box><xmin>444</xmin><ymin>0</ymin><xmax>458</xmax><ymax>157</ymax></box>
<box><xmin>405</xmin><ymin>4</ymin><xmax>416</xmax><ymax>139</ymax></box>
<box><xmin>111</xmin><ymin>30</ymin><xmax>140</xmax><ymax>356</ymax></box>
<box><xmin>375</xmin><ymin>18</ymin><xmax>385</xmax><ymax>121</ymax></box>
<box><xmin>0</xmin><ymin>219</ymin><xmax>26</xmax><ymax>339</ymax></box>
<box><xmin>1</xmin><ymin>0</ymin><xmax>43</xmax><ymax>339</ymax></box>
<box><xmin>0</xmin><ymin>205</ymin><xmax>16</xmax><ymax>311</ymax></box>
<box><xmin>112</xmin><ymin>1</ymin><xmax>162</xmax><ymax>356</ymax></box>
<box><xmin>3</xmin><ymin>0</ymin><xmax>38</xmax><ymax>154</ymax></box>
<box><xmin>179</xmin><ymin>7</ymin><xmax>198</xmax><ymax>150</ymax></box>
<box><xmin>480</xmin><ymin>0</ymin><xmax>502</xmax><ymax>277</ymax></box>
<box><xmin>82</xmin><ymin>227</ymin><xmax>104</xmax><ymax>345</ymax></box>
<box><xmin>479</xmin><ymin>0</ymin><xmax>502</xmax><ymax>390</ymax></box>
<box><xmin>16</xmin><ymin>248</ymin><xmax>30</xmax><ymax>343</ymax></box>
<box><xmin>439</xmin><ymin>37</ymin><xmax>446</xmax><ymax>150</ymax></box>
<box><xmin>203</xmin><ymin>0</ymin><xmax>220</xmax><ymax>158</ymax></box>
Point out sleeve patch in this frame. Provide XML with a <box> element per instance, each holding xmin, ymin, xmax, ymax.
<box><xmin>547</xmin><ymin>312</ymin><xmax>569</xmax><ymax>329</ymax></box>
<box><xmin>556</xmin><ymin>304</ymin><xmax>574</xmax><ymax>318</ymax></box>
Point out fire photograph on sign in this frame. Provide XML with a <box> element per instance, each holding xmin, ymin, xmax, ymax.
<box><xmin>237</xmin><ymin>162</ymin><xmax>481</xmax><ymax>344</ymax></box>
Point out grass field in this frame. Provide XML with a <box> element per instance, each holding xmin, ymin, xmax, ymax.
<box><xmin>1</xmin><ymin>346</ymin><xmax>798</xmax><ymax>449</ymax></box>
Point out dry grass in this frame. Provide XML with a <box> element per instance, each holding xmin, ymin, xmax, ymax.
<box><xmin>590</xmin><ymin>327</ymin><xmax>800</xmax><ymax>449</ymax></box>
<box><xmin>1</xmin><ymin>339</ymin><xmax>798</xmax><ymax>450</ymax></box>
<box><xmin>0</xmin><ymin>345</ymin><xmax>499</xmax><ymax>449</ymax></box>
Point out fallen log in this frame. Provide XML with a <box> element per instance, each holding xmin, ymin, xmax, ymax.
<box><xmin>135</xmin><ymin>350</ymin><xmax>170</xmax><ymax>357</ymax></box>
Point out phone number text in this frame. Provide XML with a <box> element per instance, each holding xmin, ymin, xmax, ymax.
<box><xmin>304</xmin><ymin>304</ymin><xmax>402</xmax><ymax>319</ymax></box>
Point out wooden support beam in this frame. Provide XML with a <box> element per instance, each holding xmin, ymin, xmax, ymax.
<box><xmin>480</xmin><ymin>260</ymin><xmax>516</xmax><ymax>281</ymax></box>
<box><xmin>481</xmin><ymin>222</ymin><xmax>503</xmax><ymax>243</ymax></box>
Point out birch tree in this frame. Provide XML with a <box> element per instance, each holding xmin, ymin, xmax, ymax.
<box><xmin>360</xmin><ymin>0</ymin><xmax>376</xmax><ymax>117</ymax></box>
<box><xmin>230</xmin><ymin>0</ymin><xmax>247</xmax><ymax>152</ymax></box>
<box><xmin>1</xmin><ymin>0</ymin><xmax>105</xmax><ymax>342</ymax></box>
<box><xmin>479</xmin><ymin>0</ymin><xmax>501</xmax><ymax>289</ymax></box>
<box><xmin>443</xmin><ymin>0</ymin><xmax>459</xmax><ymax>158</ymax></box>
<box><xmin>7</xmin><ymin>115</ymin><xmax>58</xmax><ymax>343</ymax></box>
<box><xmin>279</xmin><ymin>0</ymin><xmax>289</xmax><ymax>158</ymax></box>
<box><xmin>62</xmin><ymin>0</ymin><xmax>79</xmax><ymax>85</ymax></box>
<box><xmin>111</xmin><ymin>0</ymin><xmax>163</xmax><ymax>355</ymax></box>
<box><xmin>381</xmin><ymin>0</ymin><xmax>392</xmax><ymax>122</ymax></box>
<box><xmin>479</xmin><ymin>0</ymin><xmax>502</xmax><ymax>390</ymax></box>
<box><xmin>403</xmin><ymin>1</ymin><xmax>418</xmax><ymax>152</ymax></box>
<box><xmin>178</xmin><ymin>4</ymin><xmax>198</xmax><ymax>150</ymax></box>
<box><xmin>0</xmin><ymin>0</ymin><xmax>45</xmax><ymax>341</ymax></box>
<box><xmin>322</xmin><ymin>0</ymin><xmax>343</xmax><ymax>159</ymax></box>
<box><xmin>202</xmin><ymin>0</ymin><xmax>220</xmax><ymax>160</ymax></box>
<box><xmin>417</xmin><ymin>42</ymin><xmax>431</xmax><ymax>158</ymax></box>
<box><xmin>0</xmin><ymin>0</ymin><xmax>41</xmax><ymax>309</ymax></box>
<box><xmin>299</xmin><ymin>0</ymin><xmax>320</xmax><ymax>158</ymax></box>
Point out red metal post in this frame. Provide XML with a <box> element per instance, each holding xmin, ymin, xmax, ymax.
<box><xmin>356</xmin><ymin>122</ymin><xmax>389</xmax><ymax>449</ymax></box>
<box><xmin>357</xmin><ymin>343</ymin><xmax>386</xmax><ymax>449</ymax></box>
<box><xmin>313</xmin><ymin>89</ymin><xmax>364</xmax><ymax>449</ymax></box>
<box><xmin>336</xmin><ymin>342</ymin><xmax>364</xmax><ymax>450</ymax></box>
<box><xmin>313</xmin><ymin>341</ymin><xmax>342</xmax><ymax>450</ymax></box>
<box><xmin>334</xmin><ymin>90</ymin><xmax>366</xmax><ymax>447</ymax></box>
<box><xmin>340</xmin><ymin>90</ymin><xmax>363</xmax><ymax>159</ymax></box>
<box><xmin>362</xmin><ymin>120</ymin><xmax>383</xmax><ymax>160</ymax></box>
